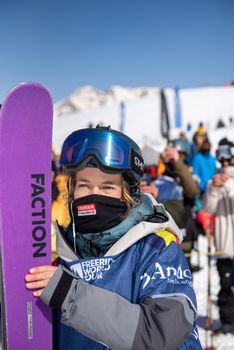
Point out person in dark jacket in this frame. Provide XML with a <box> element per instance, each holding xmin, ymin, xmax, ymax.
<box><xmin>140</xmin><ymin>140</ymin><xmax>201</xmax><ymax>271</ymax></box>
<box><xmin>154</xmin><ymin>140</ymin><xmax>200</xmax><ymax>271</ymax></box>
<box><xmin>25</xmin><ymin>126</ymin><xmax>202</xmax><ymax>349</ymax></box>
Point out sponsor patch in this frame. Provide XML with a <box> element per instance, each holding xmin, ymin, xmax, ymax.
<box><xmin>140</xmin><ymin>262</ymin><xmax>192</xmax><ymax>289</ymax></box>
<box><xmin>70</xmin><ymin>258</ymin><xmax>114</xmax><ymax>281</ymax></box>
<box><xmin>77</xmin><ymin>203</ymin><xmax>96</xmax><ymax>216</ymax></box>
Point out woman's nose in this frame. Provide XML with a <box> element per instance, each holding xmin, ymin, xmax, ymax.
<box><xmin>91</xmin><ymin>186</ymin><xmax>101</xmax><ymax>195</ymax></box>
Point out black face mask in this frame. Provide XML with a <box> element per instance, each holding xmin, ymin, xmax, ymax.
<box><xmin>71</xmin><ymin>194</ymin><xmax>128</xmax><ymax>234</ymax></box>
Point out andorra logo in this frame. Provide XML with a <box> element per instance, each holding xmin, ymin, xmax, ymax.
<box><xmin>140</xmin><ymin>262</ymin><xmax>192</xmax><ymax>289</ymax></box>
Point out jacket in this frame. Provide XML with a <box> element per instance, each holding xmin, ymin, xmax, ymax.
<box><xmin>203</xmin><ymin>175</ymin><xmax>234</xmax><ymax>259</ymax></box>
<box><xmin>155</xmin><ymin>160</ymin><xmax>199</xmax><ymax>239</ymax></box>
<box><xmin>192</xmin><ymin>152</ymin><xmax>216</xmax><ymax>193</ymax></box>
<box><xmin>41</xmin><ymin>193</ymin><xmax>202</xmax><ymax>350</ymax></box>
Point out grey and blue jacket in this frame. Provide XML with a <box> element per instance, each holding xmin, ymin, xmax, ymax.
<box><xmin>41</xmin><ymin>193</ymin><xmax>202</xmax><ymax>350</ymax></box>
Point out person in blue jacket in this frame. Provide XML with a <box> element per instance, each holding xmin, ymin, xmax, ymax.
<box><xmin>25</xmin><ymin>125</ymin><xmax>202</xmax><ymax>349</ymax></box>
<box><xmin>192</xmin><ymin>140</ymin><xmax>216</xmax><ymax>194</ymax></box>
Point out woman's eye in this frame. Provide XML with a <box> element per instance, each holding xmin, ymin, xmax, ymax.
<box><xmin>77</xmin><ymin>183</ymin><xmax>88</xmax><ymax>189</ymax></box>
<box><xmin>103</xmin><ymin>186</ymin><xmax>115</xmax><ymax>191</ymax></box>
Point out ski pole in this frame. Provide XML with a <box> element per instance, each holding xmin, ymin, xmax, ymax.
<box><xmin>204</xmin><ymin>219</ymin><xmax>216</xmax><ymax>350</ymax></box>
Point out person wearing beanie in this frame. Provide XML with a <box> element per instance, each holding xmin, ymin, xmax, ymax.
<box><xmin>192</xmin><ymin>122</ymin><xmax>209</xmax><ymax>152</ymax></box>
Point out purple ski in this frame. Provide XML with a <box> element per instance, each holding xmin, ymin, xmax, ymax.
<box><xmin>0</xmin><ymin>83</ymin><xmax>53</xmax><ymax>349</ymax></box>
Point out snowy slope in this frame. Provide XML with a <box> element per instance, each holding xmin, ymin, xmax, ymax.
<box><xmin>54</xmin><ymin>85</ymin><xmax>160</xmax><ymax>118</ymax></box>
<box><xmin>53</xmin><ymin>93</ymin><xmax>166</xmax><ymax>152</ymax></box>
<box><xmin>53</xmin><ymin>85</ymin><xmax>234</xmax><ymax>153</ymax></box>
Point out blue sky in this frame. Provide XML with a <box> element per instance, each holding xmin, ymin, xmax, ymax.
<box><xmin>1</xmin><ymin>0</ymin><xmax>234</xmax><ymax>103</ymax></box>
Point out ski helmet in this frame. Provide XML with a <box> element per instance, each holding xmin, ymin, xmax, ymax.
<box><xmin>59</xmin><ymin>125</ymin><xmax>144</xmax><ymax>186</ymax></box>
<box><xmin>216</xmin><ymin>138</ymin><xmax>234</xmax><ymax>162</ymax></box>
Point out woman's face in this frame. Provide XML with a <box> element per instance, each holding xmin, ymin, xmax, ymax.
<box><xmin>74</xmin><ymin>167</ymin><xmax>123</xmax><ymax>199</ymax></box>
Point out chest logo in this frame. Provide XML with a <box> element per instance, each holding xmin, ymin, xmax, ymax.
<box><xmin>70</xmin><ymin>257</ymin><xmax>115</xmax><ymax>281</ymax></box>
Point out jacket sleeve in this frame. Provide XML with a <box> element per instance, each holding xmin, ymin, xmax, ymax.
<box><xmin>41</xmin><ymin>262</ymin><xmax>195</xmax><ymax>350</ymax></box>
<box><xmin>173</xmin><ymin>159</ymin><xmax>200</xmax><ymax>199</ymax></box>
<box><xmin>202</xmin><ymin>182</ymin><xmax>220</xmax><ymax>214</ymax></box>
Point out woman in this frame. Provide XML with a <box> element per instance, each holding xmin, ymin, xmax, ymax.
<box><xmin>25</xmin><ymin>126</ymin><xmax>202</xmax><ymax>349</ymax></box>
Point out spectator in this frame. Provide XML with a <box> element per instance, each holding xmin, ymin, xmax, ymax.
<box><xmin>139</xmin><ymin>145</ymin><xmax>159</xmax><ymax>199</ymax></box>
<box><xmin>139</xmin><ymin>142</ymin><xmax>200</xmax><ymax>272</ymax></box>
<box><xmin>192</xmin><ymin>140</ymin><xmax>216</xmax><ymax>195</ymax></box>
<box><xmin>192</xmin><ymin>122</ymin><xmax>209</xmax><ymax>152</ymax></box>
<box><xmin>175</xmin><ymin>133</ymin><xmax>192</xmax><ymax>160</ymax></box>
<box><xmin>203</xmin><ymin>138</ymin><xmax>234</xmax><ymax>334</ymax></box>
<box><xmin>153</xmin><ymin>141</ymin><xmax>200</xmax><ymax>271</ymax></box>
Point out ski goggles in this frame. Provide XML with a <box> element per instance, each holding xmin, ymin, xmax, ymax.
<box><xmin>59</xmin><ymin>127</ymin><xmax>144</xmax><ymax>178</ymax></box>
<box><xmin>216</xmin><ymin>145</ymin><xmax>234</xmax><ymax>161</ymax></box>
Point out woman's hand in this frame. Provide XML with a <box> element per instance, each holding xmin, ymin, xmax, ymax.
<box><xmin>25</xmin><ymin>265</ymin><xmax>57</xmax><ymax>297</ymax></box>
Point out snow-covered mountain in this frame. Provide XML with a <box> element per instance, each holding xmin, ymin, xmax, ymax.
<box><xmin>54</xmin><ymin>85</ymin><xmax>160</xmax><ymax>118</ymax></box>
<box><xmin>53</xmin><ymin>85</ymin><xmax>234</xmax><ymax>153</ymax></box>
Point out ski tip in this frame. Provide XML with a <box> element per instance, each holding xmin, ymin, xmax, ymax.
<box><xmin>0</xmin><ymin>82</ymin><xmax>53</xmax><ymax>115</ymax></box>
<box><xmin>1</xmin><ymin>82</ymin><xmax>52</xmax><ymax>103</ymax></box>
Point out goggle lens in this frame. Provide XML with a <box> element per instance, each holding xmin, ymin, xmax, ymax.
<box><xmin>60</xmin><ymin>129</ymin><xmax>131</xmax><ymax>170</ymax></box>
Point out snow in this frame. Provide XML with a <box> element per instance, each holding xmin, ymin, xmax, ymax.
<box><xmin>53</xmin><ymin>85</ymin><xmax>160</xmax><ymax>118</ymax></box>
